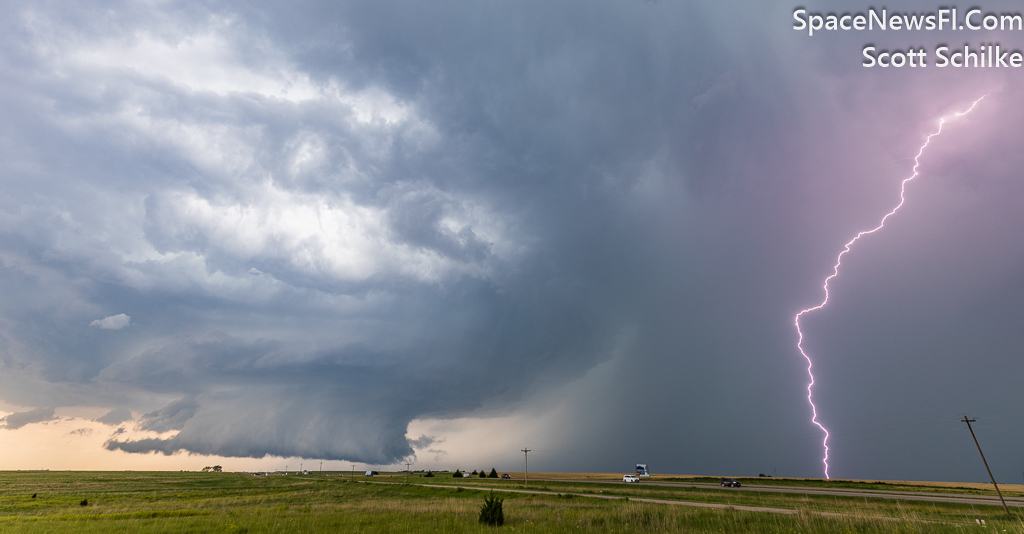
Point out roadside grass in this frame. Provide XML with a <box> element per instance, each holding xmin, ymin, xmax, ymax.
<box><xmin>0</xmin><ymin>471</ymin><xmax>1022</xmax><ymax>532</ymax></box>
<box><xmin>401</xmin><ymin>473</ymin><xmax>1024</xmax><ymax>525</ymax></box>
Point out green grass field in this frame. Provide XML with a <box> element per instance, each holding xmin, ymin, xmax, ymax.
<box><xmin>1</xmin><ymin>471</ymin><xmax>1023</xmax><ymax>532</ymax></box>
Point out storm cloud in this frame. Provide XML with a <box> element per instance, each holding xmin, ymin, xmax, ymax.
<box><xmin>2</xmin><ymin>0</ymin><xmax>1024</xmax><ymax>481</ymax></box>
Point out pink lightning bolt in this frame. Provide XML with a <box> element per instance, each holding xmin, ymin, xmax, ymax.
<box><xmin>795</xmin><ymin>96</ymin><xmax>986</xmax><ymax>479</ymax></box>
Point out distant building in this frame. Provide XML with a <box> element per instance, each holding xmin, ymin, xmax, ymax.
<box><xmin>636</xmin><ymin>464</ymin><xmax>650</xmax><ymax>477</ymax></box>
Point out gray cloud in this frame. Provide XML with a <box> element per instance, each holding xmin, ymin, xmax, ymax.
<box><xmin>137</xmin><ymin>398</ymin><xmax>198</xmax><ymax>434</ymax></box>
<box><xmin>95</xmin><ymin>407</ymin><xmax>133</xmax><ymax>426</ymax></box>
<box><xmin>2</xmin><ymin>408</ymin><xmax>56</xmax><ymax>429</ymax></box>
<box><xmin>409</xmin><ymin>435</ymin><xmax>440</xmax><ymax>450</ymax></box>
<box><xmin>90</xmin><ymin>314</ymin><xmax>131</xmax><ymax>330</ymax></box>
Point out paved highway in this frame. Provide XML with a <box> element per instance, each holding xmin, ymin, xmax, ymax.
<box><xmin>543</xmin><ymin>478</ymin><xmax>1023</xmax><ymax>508</ymax></box>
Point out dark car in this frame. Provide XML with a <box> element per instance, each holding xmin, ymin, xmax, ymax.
<box><xmin>501</xmin><ymin>474</ymin><xmax>511</xmax><ymax>479</ymax></box>
<box><xmin>720</xmin><ymin>478</ymin><xmax>741</xmax><ymax>487</ymax></box>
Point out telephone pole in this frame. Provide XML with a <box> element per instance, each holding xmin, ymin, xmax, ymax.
<box><xmin>521</xmin><ymin>448</ymin><xmax>531</xmax><ymax>487</ymax></box>
<box><xmin>961</xmin><ymin>416</ymin><xmax>1010</xmax><ymax>515</ymax></box>
<box><xmin>405</xmin><ymin>461</ymin><xmax>412</xmax><ymax>484</ymax></box>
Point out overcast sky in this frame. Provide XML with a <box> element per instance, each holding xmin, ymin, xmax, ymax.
<box><xmin>2</xmin><ymin>0</ymin><xmax>1024</xmax><ymax>482</ymax></box>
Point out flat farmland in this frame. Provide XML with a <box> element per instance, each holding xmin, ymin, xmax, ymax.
<box><xmin>1</xmin><ymin>471</ymin><xmax>1024</xmax><ymax>533</ymax></box>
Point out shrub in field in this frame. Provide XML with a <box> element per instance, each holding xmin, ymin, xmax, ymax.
<box><xmin>452</xmin><ymin>469</ymin><xmax>462</xmax><ymax>478</ymax></box>
<box><xmin>488</xmin><ymin>468</ymin><xmax>498</xmax><ymax>478</ymax></box>
<box><xmin>479</xmin><ymin>471</ymin><xmax>486</xmax><ymax>478</ymax></box>
<box><xmin>478</xmin><ymin>492</ymin><xmax>504</xmax><ymax>526</ymax></box>
<box><xmin>423</xmin><ymin>471</ymin><xmax>434</xmax><ymax>478</ymax></box>
<box><xmin>80</xmin><ymin>499</ymin><xmax>88</xmax><ymax>506</ymax></box>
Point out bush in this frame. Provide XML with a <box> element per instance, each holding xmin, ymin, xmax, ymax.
<box><xmin>478</xmin><ymin>492</ymin><xmax>504</xmax><ymax>526</ymax></box>
<box><xmin>479</xmin><ymin>471</ymin><xmax>486</xmax><ymax>478</ymax></box>
<box><xmin>453</xmin><ymin>469</ymin><xmax>462</xmax><ymax>478</ymax></box>
<box><xmin>488</xmin><ymin>468</ymin><xmax>498</xmax><ymax>478</ymax></box>
<box><xmin>424</xmin><ymin>471</ymin><xmax>434</xmax><ymax>478</ymax></box>
<box><xmin>471</xmin><ymin>470</ymin><xmax>477</xmax><ymax>475</ymax></box>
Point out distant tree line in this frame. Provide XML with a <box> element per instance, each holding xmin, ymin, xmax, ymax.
<box><xmin>451</xmin><ymin>468</ymin><xmax>500</xmax><ymax>478</ymax></box>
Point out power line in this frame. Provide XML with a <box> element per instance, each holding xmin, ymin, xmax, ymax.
<box><xmin>961</xmin><ymin>415</ymin><xmax>1010</xmax><ymax>515</ymax></box>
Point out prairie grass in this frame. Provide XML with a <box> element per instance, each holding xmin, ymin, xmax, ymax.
<box><xmin>0</xmin><ymin>471</ymin><xmax>1022</xmax><ymax>532</ymax></box>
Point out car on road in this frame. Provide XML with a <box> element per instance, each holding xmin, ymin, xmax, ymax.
<box><xmin>501</xmin><ymin>474</ymin><xmax>511</xmax><ymax>479</ymax></box>
<box><xmin>720</xmin><ymin>478</ymin><xmax>741</xmax><ymax>487</ymax></box>
<box><xmin>623</xmin><ymin>475</ymin><xmax>640</xmax><ymax>483</ymax></box>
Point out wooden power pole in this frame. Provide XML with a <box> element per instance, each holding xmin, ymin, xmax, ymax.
<box><xmin>521</xmin><ymin>448</ymin><xmax>531</xmax><ymax>487</ymax></box>
<box><xmin>962</xmin><ymin>416</ymin><xmax>1011</xmax><ymax>515</ymax></box>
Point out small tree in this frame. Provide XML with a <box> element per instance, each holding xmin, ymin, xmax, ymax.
<box><xmin>488</xmin><ymin>468</ymin><xmax>498</xmax><ymax>478</ymax></box>
<box><xmin>479</xmin><ymin>470</ymin><xmax>486</xmax><ymax>478</ymax></box>
<box><xmin>471</xmin><ymin>470</ymin><xmax>478</xmax><ymax>475</ymax></box>
<box><xmin>212</xmin><ymin>465</ymin><xmax>223</xmax><ymax>472</ymax></box>
<box><xmin>478</xmin><ymin>492</ymin><xmax>504</xmax><ymax>526</ymax></box>
<box><xmin>453</xmin><ymin>469</ymin><xmax>462</xmax><ymax>478</ymax></box>
<box><xmin>424</xmin><ymin>470</ymin><xmax>434</xmax><ymax>478</ymax></box>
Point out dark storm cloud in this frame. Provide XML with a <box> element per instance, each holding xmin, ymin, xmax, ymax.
<box><xmin>2</xmin><ymin>0</ymin><xmax>1024</xmax><ymax>481</ymax></box>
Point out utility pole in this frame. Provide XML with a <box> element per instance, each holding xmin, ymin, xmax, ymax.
<box><xmin>351</xmin><ymin>463</ymin><xmax>356</xmax><ymax>479</ymax></box>
<box><xmin>961</xmin><ymin>416</ymin><xmax>1011</xmax><ymax>515</ymax></box>
<box><xmin>320</xmin><ymin>461</ymin><xmax>323</xmax><ymax>476</ymax></box>
<box><xmin>521</xmin><ymin>448</ymin><xmax>531</xmax><ymax>487</ymax></box>
<box><xmin>405</xmin><ymin>461</ymin><xmax>412</xmax><ymax>484</ymax></box>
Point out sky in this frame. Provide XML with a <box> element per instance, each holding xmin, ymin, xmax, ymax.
<box><xmin>2</xmin><ymin>0</ymin><xmax>1024</xmax><ymax>482</ymax></box>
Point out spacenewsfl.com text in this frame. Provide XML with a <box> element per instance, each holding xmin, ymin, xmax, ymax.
<box><xmin>793</xmin><ymin>7</ymin><xmax>1024</xmax><ymax>67</ymax></box>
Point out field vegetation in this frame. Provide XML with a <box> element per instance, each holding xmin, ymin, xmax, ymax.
<box><xmin>0</xmin><ymin>470</ymin><xmax>1022</xmax><ymax>532</ymax></box>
